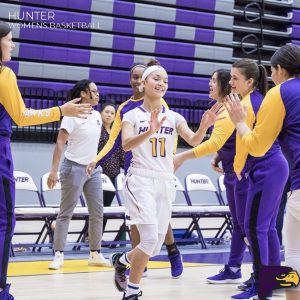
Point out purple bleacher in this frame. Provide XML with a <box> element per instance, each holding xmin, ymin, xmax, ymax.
<box><xmin>113</xmin><ymin>1</ymin><xmax>135</xmax><ymax>16</ymax></box>
<box><xmin>158</xmin><ymin>57</ymin><xmax>194</xmax><ymax>73</ymax></box>
<box><xmin>176</xmin><ymin>0</ymin><xmax>215</xmax><ymax>10</ymax></box>
<box><xmin>115</xmin><ymin>1</ymin><xmax>217</xmax><ymax>28</ymax></box>
<box><xmin>18</xmin><ymin>80</ymin><xmax>73</xmax><ymax>91</ymax></box>
<box><xmin>176</xmin><ymin>10</ymin><xmax>214</xmax><ymax>27</ymax></box>
<box><xmin>18</xmin><ymin>43</ymin><xmax>200</xmax><ymax>75</ymax></box>
<box><xmin>19</xmin><ymin>5</ymin><xmax>91</xmax><ymax>23</ymax></box>
<box><xmin>89</xmin><ymin>68</ymin><xmax>209</xmax><ymax>92</ymax></box>
<box><xmin>155</xmin><ymin>40</ymin><xmax>195</xmax><ymax>57</ymax></box>
<box><xmin>17</xmin><ymin>27</ymin><xmax>216</xmax><ymax>59</ymax></box>
<box><xmin>291</xmin><ymin>25</ymin><xmax>300</xmax><ymax>38</ymax></box>
<box><xmin>20</xmin><ymin>28</ymin><xmax>91</xmax><ymax>47</ymax></box>
<box><xmin>111</xmin><ymin>53</ymin><xmax>134</xmax><ymax>69</ymax></box>
<box><xmin>112</xmin><ymin>35</ymin><xmax>135</xmax><ymax>51</ymax></box>
<box><xmin>24</xmin><ymin>99</ymin><xmax>54</xmax><ymax>109</ymax></box>
<box><xmin>18</xmin><ymin>0</ymin><xmax>92</xmax><ymax>10</ymax></box>
<box><xmin>155</xmin><ymin>23</ymin><xmax>176</xmax><ymax>39</ymax></box>
<box><xmin>6</xmin><ymin>61</ymin><xmax>19</xmax><ymax>74</ymax></box>
<box><xmin>113</xmin><ymin>18</ymin><xmax>135</xmax><ymax>33</ymax></box>
<box><xmin>9</xmin><ymin>2</ymin><xmax>228</xmax><ymax>48</ymax></box>
<box><xmin>18</xmin><ymin>0</ymin><xmax>217</xmax><ymax>13</ymax></box>
<box><xmin>291</xmin><ymin>40</ymin><xmax>300</xmax><ymax>46</ymax></box>
<box><xmin>19</xmin><ymin>44</ymin><xmax>90</xmax><ymax>64</ymax></box>
<box><xmin>292</xmin><ymin>10</ymin><xmax>300</xmax><ymax>24</ymax></box>
<box><xmin>18</xmin><ymin>80</ymin><xmax>210</xmax><ymax>102</ymax></box>
<box><xmin>195</xmin><ymin>28</ymin><xmax>214</xmax><ymax>43</ymax></box>
<box><xmin>15</xmin><ymin>15</ymin><xmax>215</xmax><ymax>47</ymax></box>
<box><xmin>24</xmin><ymin>99</ymin><xmax>30</xmax><ymax>107</ymax></box>
<box><xmin>172</xmin><ymin>108</ymin><xmax>193</xmax><ymax>123</ymax></box>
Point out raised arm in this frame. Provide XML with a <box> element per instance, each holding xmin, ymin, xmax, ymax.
<box><xmin>122</xmin><ymin>109</ymin><xmax>166</xmax><ymax>151</ymax></box>
<box><xmin>177</xmin><ymin>102</ymin><xmax>224</xmax><ymax>147</ymax></box>
<box><xmin>86</xmin><ymin>104</ymin><xmax>124</xmax><ymax>176</ymax></box>
<box><xmin>225</xmin><ymin>86</ymin><xmax>285</xmax><ymax>156</ymax></box>
<box><xmin>0</xmin><ymin>68</ymin><xmax>92</xmax><ymax>125</ymax></box>
<box><xmin>173</xmin><ymin>110</ymin><xmax>235</xmax><ymax>171</ymax></box>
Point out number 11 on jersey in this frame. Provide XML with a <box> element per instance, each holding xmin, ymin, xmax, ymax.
<box><xmin>150</xmin><ymin>137</ymin><xmax>166</xmax><ymax>157</ymax></box>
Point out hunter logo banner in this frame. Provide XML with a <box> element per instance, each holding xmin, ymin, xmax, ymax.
<box><xmin>258</xmin><ymin>265</ymin><xmax>299</xmax><ymax>299</ymax></box>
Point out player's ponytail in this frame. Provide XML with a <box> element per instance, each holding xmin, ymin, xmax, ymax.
<box><xmin>146</xmin><ymin>58</ymin><xmax>161</xmax><ymax>67</ymax></box>
<box><xmin>232</xmin><ymin>58</ymin><xmax>268</xmax><ymax>96</ymax></box>
<box><xmin>271</xmin><ymin>44</ymin><xmax>300</xmax><ymax>78</ymax></box>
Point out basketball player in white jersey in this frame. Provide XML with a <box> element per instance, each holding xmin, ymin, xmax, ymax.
<box><xmin>110</xmin><ymin>59</ymin><xmax>223</xmax><ymax>300</ymax></box>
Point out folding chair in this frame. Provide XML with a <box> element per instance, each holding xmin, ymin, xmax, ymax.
<box><xmin>101</xmin><ymin>173</ymin><xmax>127</xmax><ymax>247</ymax></box>
<box><xmin>169</xmin><ymin>176</ymin><xmax>206</xmax><ymax>247</ymax></box>
<box><xmin>115</xmin><ymin>172</ymin><xmax>125</xmax><ymax>206</ymax></box>
<box><xmin>184</xmin><ymin>173</ymin><xmax>232</xmax><ymax>248</ymax></box>
<box><xmin>13</xmin><ymin>171</ymin><xmax>56</xmax><ymax>254</ymax></box>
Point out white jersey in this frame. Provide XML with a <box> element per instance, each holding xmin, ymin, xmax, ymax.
<box><xmin>122</xmin><ymin>105</ymin><xmax>185</xmax><ymax>173</ymax></box>
<box><xmin>61</xmin><ymin>110</ymin><xmax>102</xmax><ymax>165</ymax></box>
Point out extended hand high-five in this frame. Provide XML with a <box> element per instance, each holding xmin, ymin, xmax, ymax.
<box><xmin>148</xmin><ymin>108</ymin><xmax>167</xmax><ymax>133</ymax></box>
<box><xmin>224</xmin><ymin>93</ymin><xmax>247</xmax><ymax>125</ymax></box>
<box><xmin>201</xmin><ymin>102</ymin><xmax>225</xmax><ymax>128</ymax></box>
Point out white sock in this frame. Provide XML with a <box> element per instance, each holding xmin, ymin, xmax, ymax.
<box><xmin>119</xmin><ymin>252</ymin><xmax>131</xmax><ymax>266</ymax></box>
<box><xmin>230</xmin><ymin>266</ymin><xmax>240</xmax><ymax>272</ymax></box>
<box><xmin>125</xmin><ymin>281</ymin><xmax>140</xmax><ymax>297</ymax></box>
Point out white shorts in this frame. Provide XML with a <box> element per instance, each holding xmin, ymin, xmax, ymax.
<box><xmin>123</xmin><ymin>167</ymin><xmax>176</xmax><ymax>235</ymax></box>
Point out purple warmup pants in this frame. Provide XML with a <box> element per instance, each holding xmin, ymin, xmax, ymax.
<box><xmin>245</xmin><ymin>152</ymin><xmax>288</xmax><ymax>282</ymax></box>
<box><xmin>0</xmin><ymin>137</ymin><xmax>16</xmax><ymax>289</ymax></box>
<box><xmin>224</xmin><ymin>173</ymin><xmax>248</xmax><ymax>267</ymax></box>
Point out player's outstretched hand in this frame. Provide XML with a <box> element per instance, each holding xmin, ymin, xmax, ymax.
<box><xmin>224</xmin><ymin>93</ymin><xmax>247</xmax><ymax>125</ymax></box>
<box><xmin>201</xmin><ymin>102</ymin><xmax>225</xmax><ymax>129</ymax></box>
<box><xmin>148</xmin><ymin>109</ymin><xmax>167</xmax><ymax>133</ymax></box>
<box><xmin>60</xmin><ymin>98</ymin><xmax>93</xmax><ymax>119</ymax></box>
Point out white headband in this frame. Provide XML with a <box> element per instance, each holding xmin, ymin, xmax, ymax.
<box><xmin>141</xmin><ymin>65</ymin><xmax>167</xmax><ymax>81</ymax></box>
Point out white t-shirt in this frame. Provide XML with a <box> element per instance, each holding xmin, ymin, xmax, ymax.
<box><xmin>122</xmin><ymin>105</ymin><xmax>185</xmax><ymax>173</ymax></box>
<box><xmin>61</xmin><ymin>110</ymin><xmax>102</xmax><ymax>165</ymax></box>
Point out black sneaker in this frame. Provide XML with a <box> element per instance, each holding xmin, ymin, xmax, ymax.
<box><xmin>237</xmin><ymin>273</ymin><xmax>254</xmax><ymax>291</ymax></box>
<box><xmin>110</xmin><ymin>253</ymin><xmax>128</xmax><ymax>292</ymax></box>
<box><xmin>122</xmin><ymin>291</ymin><xmax>142</xmax><ymax>299</ymax></box>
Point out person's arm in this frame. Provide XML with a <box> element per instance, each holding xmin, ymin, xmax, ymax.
<box><xmin>0</xmin><ymin>68</ymin><xmax>92</xmax><ymax>125</ymax></box>
<box><xmin>86</xmin><ymin>103</ymin><xmax>125</xmax><ymax>176</ymax></box>
<box><xmin>211</xmin><ymin>152</ymin><xmax>224</xmax><ymax>174</ymax></box>
<box><xmin>93</xmin><ymin>103</ymin><xmax>124</xmax><ymax>163</ymax></box>
<box><xmin>173</xmin><ymin>111</ymin><xmax>235</xmax><ymax>171</ymax></box>
<box><xmin>122</xmin><ymin>109</ymin><xmax>166</xmax><ymax>151</ymax></box>
<box><xmin>47</xmin><ymin>129</ymin><xmax>69</xmax><ymax>189</ymax></box>
<box><xmin>177</xmin><ymin>102</ymin><xmax>224</xmax><ymax>147</ymax></box>
<box><xmin>225</xmin><ymin>86</ymin><xmax>286</xmax><ymax>156</ymax></box>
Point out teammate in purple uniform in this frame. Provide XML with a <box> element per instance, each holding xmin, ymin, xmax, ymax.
<box><xmin>0</xmin><ymin>21</ymin><xmax>91</xmax><ymax>300</ymax></box>
<box><xmin>226</xmin><ymin>44</ymin><xmax>300</xmax><ymax>300</ymax></box>
<box><xmin>203</xmin><ymin>69</ymin><xmax>250</xmax><ymax>287</ymax></box>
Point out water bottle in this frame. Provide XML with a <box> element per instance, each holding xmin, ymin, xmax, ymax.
<box><xmin>223</xmin><ymin>230</ymin><xmax>231</xmax><ymax>246</ymax></box>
